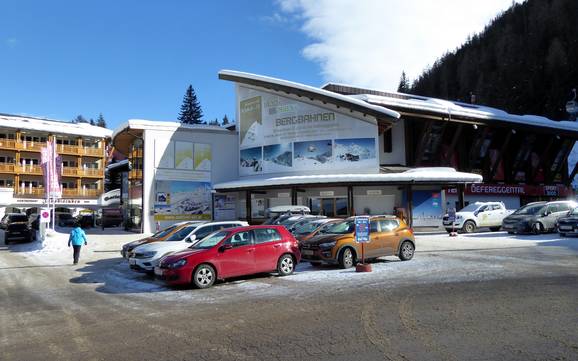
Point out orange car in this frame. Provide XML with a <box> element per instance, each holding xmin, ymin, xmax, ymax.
<box><xmin>120</xmin><ymin>221</ymin><xmax>196</xmax><ymax>258</ymax></box>
<box><xmin>299</xmin><ymin>216</ymin><xmax>415</xmax><ymax>268</ymax></box>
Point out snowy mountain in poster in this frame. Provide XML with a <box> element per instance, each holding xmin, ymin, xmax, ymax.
<box><xmin>334</xmin><ymin>138</ymin><xmax>376</xmax><ymax>168</ymax></box>
<box><xmin>240</xmin><ymin>147</ymin><xmax>262</xmax><ymax>175</ymax></box>
<box><xmin>263</xmin><ymin>143</ymin><xmax>293</xmax><ymax>173</ymax></box>
<box><xmin>293</xmin><ymin>139</ymin><xmax>333</xmax><ymax>170</ymax></box>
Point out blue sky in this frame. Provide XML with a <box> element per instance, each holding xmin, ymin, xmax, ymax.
<box><xmin>0</xmin><ymin>1</ymin><xmax>519</xmax><ymax>130</ymax></box>
<box><xmin>0</xmin><ymin>1</ymin><xmax>319</xmax><ymax>129</ymax></box>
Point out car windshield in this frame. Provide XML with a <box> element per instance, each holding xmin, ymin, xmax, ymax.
<box><xmin>166</xmin><ymin>225</ymin><xmax>198</xmax><ymax>241</ymax></box>
<box><xmin>60</xmin><ymin>214</ymin><xmax>72</xmax><ymax>219</ymax></box>
<box><xmin>459</xmin><ymin>204</ymin><xmax>482</xmax><ymax>212</ymax></box>
<box><xmin>319</xmin><ymin>221</ymin><xmax>354</xmax><ymax>234</ymax></box>
<box><xmin>191</xmin><ymin>231</ymin><xmax>229</xmax><ymax>249</ymax></box>
<box><xmin>10</xmin><ymin>215</ymin><xmax>28</xmax><ymax>222</ymax></box>
<box><xmin>294</xmin><ymin>222</ymin><xmax>320</xmax><ymax>235</ymax></box>
<box><xmin>514</xmin><ymin>204</ymin><xmax>545</xmax><ymax>215</ymax></box>
<box><xmin>568</xmin><ymin>207</ymin><xmax>578</xmax><ymax>215</ymax></box>
<box><xmin>152</xmin><ymin>225</ymin><xmax>177</xmax><ymax>239</ymax></box>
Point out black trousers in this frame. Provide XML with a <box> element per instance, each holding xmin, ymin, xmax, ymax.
<box><xmin>72</xmin><ymin>245</ymin><xmax>82</xmax><ymax>264</ymax></box>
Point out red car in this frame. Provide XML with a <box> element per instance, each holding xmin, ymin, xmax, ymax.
<box><xmin>155</xmin><ymin>225</ymin><xmax>301</xmax><ymax>288</ymax></box>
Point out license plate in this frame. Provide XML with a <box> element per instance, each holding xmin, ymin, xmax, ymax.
<box><xmin>559</xmin><ymin>226</ymin><xmax>572</xmax><ymax>231</ymax></box>
<box><xmin>11</xmin><ymin>232</ymin><xmax>20</xmax><ymax>235</ymax></box>
<box><xmin>154</xmin><ymin>267</ymin><xmax>163</xmax><ymax>276</ymax></box>
<box><xmin>302</xmin><ymin>250</ymin><xmax>314</xmax><ymax>256</ymax></box>
<box><xmin>129</xmin><ymin>258</ymin><xmax>136</xmax><ymax>265</ymax></box>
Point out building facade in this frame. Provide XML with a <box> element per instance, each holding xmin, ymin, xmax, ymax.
<box><xmin>110</xmin><ymin>120</ymin><xmax>238</xmax><ymax>233</ymax></box>
<box><xmin>0</xmin><ymin>114</ymin><xmax>111</xmax><ymax>217</ymax></box>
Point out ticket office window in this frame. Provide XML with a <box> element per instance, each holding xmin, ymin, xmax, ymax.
<box><xmin>310</xmin><ymin>197</ymin><xmax>349</xmax><ymax>217</ymax></box>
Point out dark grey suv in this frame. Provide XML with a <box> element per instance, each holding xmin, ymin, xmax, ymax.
<box><xmin>502</xmin><ymin>201</ymin><xmax>577</xmax><ymax>234</ymax></box>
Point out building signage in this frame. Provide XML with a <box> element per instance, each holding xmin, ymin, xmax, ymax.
<box><xmin>446</xmin><ymin>184</ymin><xmax>573</xmax><ymax>197</ymax></box>
<box><xmin>40</xmin><ymin>208</ymin><xmax>50</xmax><ymax>223</ymax></box>
<box><xmin>354</xmin><ymin>216</ymin><xmax>370</xmax><ymax>243</ymax></box>
<box><xmin>154</xmin><ymin>180</ymin><xmax>212</xmax><ymax>221</ymax></box>
<box><xmin>14</xmin><ymin>198</ymin><xmax>99</xmax><ymax>205</ymax></box>
<box><xmin>237</xmin><ymin>86</ymin><xmax>379</xmax><ymax>176</ymax></box>
<box><xmin>319</xmin><ymin>191</ymin><xmax>334</xmax><ymax>197</ymax></box>
<box><xmin>214</xmin><ymin>194</ymin><xmax>237</xmax><ymax>221</ymax></box>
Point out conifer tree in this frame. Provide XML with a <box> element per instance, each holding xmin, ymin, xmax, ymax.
<box><xmin>96</xmin><ymin>113</ymin><xmax>107</xmax><ymax>128</ymax></box>
<box><xmin>178</xmin><ymin>85</ymin><xmax>203</xmax><ymax>124</ymax></box>
<box><xmin>222</xmin><ymin>114</ymin><xmax>230</xmax><ymax>126</ymax></box>
<box><xmin>397</xmin><ymin>71</ymin><xmax>410</xmax><ymax>93</ymax></box>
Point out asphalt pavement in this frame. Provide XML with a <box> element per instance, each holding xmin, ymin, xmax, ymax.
<box><xmin>1</xmin><ymin>230</ymin><xmax>578</xmax><ymax>361</ymax></box>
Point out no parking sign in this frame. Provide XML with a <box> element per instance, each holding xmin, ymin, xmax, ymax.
<box><xmin>40</xmin><ymin>208</ymin><xmax>50</xmax><ymax>223</ymax></box>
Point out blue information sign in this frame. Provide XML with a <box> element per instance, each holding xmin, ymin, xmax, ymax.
<box><xmin>354</xmin><ymin>216</ymin><xmax>370</xmax><ymax>243</ymax></box>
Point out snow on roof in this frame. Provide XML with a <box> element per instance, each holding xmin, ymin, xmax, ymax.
<box><xmin>350</xmin><ymin>93</ymin><xmax>578</xmax><ymax>134</ymax></box>
<box><xmin>111</xmin><ymin>119</ymin><xmax>234</xmax><ymax>140</ymax></box>
<box><xmin>214</xmin><ymin>168</ymin><xmax>482</xmax><ymax>190</ymax></box>
<box><xmin>218</xmin><ymin>70</ymin><xmax>401</xmax><ymax>120</ymax></box>
<box><xmin>0</xmin><ymin>113</ymin><xmax>112</xmax><ymax>138</ymax></box>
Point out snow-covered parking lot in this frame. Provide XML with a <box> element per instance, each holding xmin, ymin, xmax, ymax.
<box><xmin>2</xmin><ymin>227</ymin><xmax>577</xmax><ymax>304</ymax></box>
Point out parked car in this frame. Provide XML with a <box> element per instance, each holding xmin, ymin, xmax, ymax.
<box><xmin>129</xmin><ymin>221</ymin><xmax>248</xmax><ymax>274</ymax></box>
<box><xmin>284</xmin><ymin>215</ymin><xmax>327</xmax><ymax>233</ymax></box>
<box><xmin>442</xmin><ymin>202</ymin><xmax>514</xmax><ymax>233</ymax></box>
<box><xmin>263</xmin><ymin>205</ymin><xmax>311</xmax><ymax>225</ymax></box>
<box><xmin>502</xmin><ymin>200</ymin><xmax>577</xmax><ymax>234</ymax></box>
<box><xmin>299</xmin><ymin>215</ymin><xmax>415</xmax><ymax>268</ymax></box>
<box><xmin>154</xmin><ymin>225</ymin><xmax>301</xmax><ymax>288</ymax></box>
<box><xmin>1</xmin><ymin>213</ymin><xmax>35</xmax><ymax>244</ymax></box>
<box><xmin>556</xmin><ymin>207</ymin><xmax>578</xmax><ymax>236</ymax></box>
<box><xmin>292</xmin><ymin>218</ymin><xmax>341</xmax><ymax>242</ymax></box>
<box><xmin>121</xmin><ymin>221</ymin><xmax>190</xmax><ymax>258</ymax></box>
<box><xmin>58</xmin><ymin>213</ymin><xmax>76</xmax><ymax>227</ymax></box>
<box><xmin>30</xmin><ymin>214</ymin><xmax>40</xmax><ymax>231</ymax></box>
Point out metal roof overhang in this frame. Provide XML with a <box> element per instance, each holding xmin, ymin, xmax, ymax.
<box><xmin>214</xmin><ymin>170</ymin><xmax>483</xmax><ymax>192</ymax></box>
<box><xmin>112</xmin><ymin>127</ymin><xmax>143</xmax><ymax>155</ymax></box>
<box><xmin>218</xmin><ymin>71</ymin><xmax>399</xmax><ymax>125</ymax></box>
<box><xmin>374</xmin><ymin>103</ymin><xmax>578</xmax><ymax>138</ymax></box>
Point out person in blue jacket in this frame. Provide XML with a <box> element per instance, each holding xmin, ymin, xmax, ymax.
<box><xmin>68</xmin><ymin>222</ymin><xmax>87</xmax><ymax>264</ymax></box>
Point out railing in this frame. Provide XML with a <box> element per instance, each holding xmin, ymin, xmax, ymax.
<box><xmin>15</xmin><ymin>187</ymin><xmax>45</xmax><ymax>196</ymax></box>
<box><xmin>129</xmin><ymin>169</ymin><xmax>142</xmax><ymax>179</ymax></box>
<box><xmin>17</xmin><ymin>165</ymin><xmax>43</xmax><ymax>175</ymax></box>
<box><xmin>0</xmin><ymin>163</ymin><xmax>15</xmax><ymax>173</ymax></box>
<box><xmin>56</xmin><ymin>144</ymin><xmax>81</xmax><ymax>155</ymax></box>
<box><xmin>0</xmin><ymin>139</ymin><xmax>16</xmax><ymax>149</ymax></box>
<box><xmin>81</xmin><ymin>168</ymin><xmax>104</xmax><ymax>177</ymax></box>
<box><xmin>62</xmin><ymin>167</ymin><xmax>78</xmax><ymax>176</ymax></box>
<box><xmin>83</xmin><ymin>147</ymin><xmax>103</xmax><ymax>157</ymax></box>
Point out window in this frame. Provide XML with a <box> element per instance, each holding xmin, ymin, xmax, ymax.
<box><xmin>379</xmin><ymin>219</ymin><xmax>399</xmax><ymax>231</ymax></box>
<box><xmin>194</xmin><ymin>225</ymin><xmax>217</xmax><ymax>240</ymax></box>
<box><xmin>491</xmin><ymin>205</ymin><xmax>502</xmax><ymax>211</ymax></box>
<box><xmin>227</xmin><ymin>231</ymin><xmax>252</xmax><ymax>247</ymax></box>
<box><xmin>253</xmin><ymin>228</ymin><xmax>282</xmax><ymax>244</ymax></box>
<box><xmin>0</xmin><ymin>156</ymin><xmax>14</xmax><ymax>163</ymax></box>
<box><xmin>383</xmin><ymin>128</ymin><xmax>392</xmax><ymax>153</ymax></box>
<box><xmin>62</xmin><ymin>160</ymin><xmax>76</xmax><ymax>168</ymax></box>
<box><xmin>370</xmin><ymin>221</ymin><xmax>379</xmax><ymax>233</ymax></box>
<box><xmin>558</xmin><ymin>203</ymin><xmax>572</xmax><ymax>212</ymax></box>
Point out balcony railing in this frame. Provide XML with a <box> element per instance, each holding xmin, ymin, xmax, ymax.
<box><xmin>62</xmin><ymin>167</ymin><xmax>78</xmax><ymax>176</ymax></box>
<box><xmin>84</xmin><ymin>147</ymin><xmax>103</xmax><ymax>157</ymax></box>
<box><xmin>56</xmin><ymin>144</ymin><xmax>80</xmax><ymax>155</ymax></box>
<box><xmin>82</xmin><ymin>168</ymin><xmax>104</xmax><ymax>177</ymax></box>
<box><xmin>17</xmin><ymin>165</ymin><xmax>43</xmax><ymax>175</ymax></box>
<box><xmin>129</xmin><ymin>169</ymin><xmax>142</xmax><ymax>179</ymax></box>
<box><xmin>15</xmin><ymin>187</ymin><xmax>45</xmax><ymax>196</ymax></box>
<box><xmin>0</xmin><ymin>163</ymin><xmax>15</xmax><ymax>173</ymax></box>
<box><xmin>0</xmin><ymin>139</ymin><xmax>16</xmax><ymax>149</ymax></box>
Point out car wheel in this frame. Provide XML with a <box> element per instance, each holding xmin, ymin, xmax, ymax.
<box><xmin>532</xmin><ymin>222</ymin><xmax>543</xmax><ymax>235</ymax></box>
<box><xmin>192</xmin><ymin>264</ymin><xmax>216</xmax><ymax>289</ymax></box>
<box><xmin>560</xmin><ymin>233</ymin><xmax>566</xmax><ymax>237</ymax></box>
<box><xmin>507</xmin><ymin>231</ymin><xmax>514</xmax><ymax>234</ymax></box>
<box><xmin>445</xmin><ymin>229</ymin><xmax>453</xmax><ymax>234</ymax></box>
<box><xmin>309</xmin><ymin>262</ymin><xmax>322</xmax><ymax>267</ymax></box>
<box><xmin>462</xmin><ymin>221</ymin><xmax>476</xmax><ymax>233</ymax></box>
<box><xmin>277</xmin><ymin>254</ymin><xmax>295</xmax><ymax>276</ymax></box>
<box><xmin>399</xmin><ymin>241</ymin><xmax>415</xmax><ymax>261</ymax></box>
<box><xmin>338</xmin><ymin>247</ymin><xmax>355</xmax><ymax>269</ymax></box>
<box><xmin>489</xmin><ymin>227</ymin><xmax>501</xmax><ymax>232</ymax></box>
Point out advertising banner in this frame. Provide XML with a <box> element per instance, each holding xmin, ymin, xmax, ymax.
<box><xmin>238</xmin><ymin>86</ymin><xmax>378</xmax><ymax>176</ymax></box>
<box><xmin>214</xmin><ymin>194</ymin><xmax>237</xmax><ymax>221</ymax></box>
<box><xmin>411</xmin><ymin>190</ymin><xmax>443</xmax><ymax>227</ymax></box>
<box><xmin>154</xmin><ymin>180</ymin><xmax>212</xmax><ymax>221</ymax></box>
<box><xmin>354</xmin><ymin>216</ymin><xmax>370</xmax><ymax>243</ymax></box>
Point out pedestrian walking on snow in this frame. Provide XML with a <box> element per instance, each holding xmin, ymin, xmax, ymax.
<box><xmin>68</xmin><ymin>222</ymin><xmax>87</xmax><ymax>265</ymax></box>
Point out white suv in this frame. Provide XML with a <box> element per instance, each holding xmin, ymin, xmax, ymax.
<box><xmin>128</xmin><ymin>220</ymin><xmax>248</xmax><ymax>273</ymax></box>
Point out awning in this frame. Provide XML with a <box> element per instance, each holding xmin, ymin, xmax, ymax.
<box><xmin>213</xmin><ymin>168</ymin><xmax>483</xmax><ymax>191</ymax></box>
